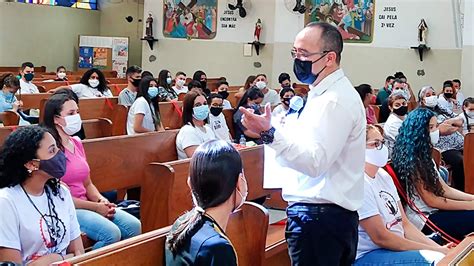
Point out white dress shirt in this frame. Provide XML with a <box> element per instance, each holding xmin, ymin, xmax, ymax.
<box><xmin>268</xmin><ymin>69</ymin><xmax>366</xmax><ymax>211</ymax></box>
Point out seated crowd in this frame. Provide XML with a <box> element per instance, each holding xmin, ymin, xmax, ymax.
<box><xmin>0</xmin><ymin>60</ymin><xmax>473</xmax><ymax>266</ymax></box>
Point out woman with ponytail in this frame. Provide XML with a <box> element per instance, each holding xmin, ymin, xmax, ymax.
<box><xmin>166</xmin><ymin>140</ymin><xmax>248</xmax><ymax>265</ymax></box>
<box><xmin>0</xmin><ymin>126</ymin><xmax>84</xmax><ymax>265</ymax></box>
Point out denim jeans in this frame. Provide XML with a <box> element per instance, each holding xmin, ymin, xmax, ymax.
<box><xmin>76</xmin><ymin>208</ymin><xmax>141</xmax><ymax>250</ymax></box>
<box><xmin>422</xmin><ymin>210</ymin><xmax>474</xmax><ymax>242</ymax></box>
<box><xmin>353</xmin><ymin>249</ymin><xmax>444</xmax><ymax>265</ymax></box>
<box><xmin>286</xmin><ymin>203</ymin><xmax>358</xmax><ymax>266</ymax></box>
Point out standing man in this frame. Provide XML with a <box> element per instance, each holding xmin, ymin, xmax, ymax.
<box><xmin>376</xmin><ymin>75</ymin><xmax>394</xmax><ymax>105</ymax></box>
<box><xmin>452</xmin><ymin>79</ymin><xmax>464</xmax><ymax>104</ymax></box>
<box><xmin>241</xmin><ymin>22</ymin><xmax>366</xmax><ymax>265</ymax></box>
<box><xmin>118</xmin><ymin>65</ymin><xmax>142</xmax><ymax>106</ymax></box>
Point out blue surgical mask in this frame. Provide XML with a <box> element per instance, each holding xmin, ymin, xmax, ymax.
<box><xmin>3</xmin><ymin>91</ymin><xmax>14</xmax><ymax>103</ymax></box>
<box><xmin>166</xmin><ymin>77</ymin><xmax>172</xmax><ymax>85</ymax></box>
<box><xmin>148</xmin><ymin>87</ymin><xmax>159</xmax><ymax>98</ymax></box>
<box><xmin>293</xmin><ymin>53</ymin><xmax>328</xmax><ymax>84</ymax></box>
<box><xmin>193</xmin><ymin>105</ymin><xmax>209</xmax><ymax>121</ymax></box>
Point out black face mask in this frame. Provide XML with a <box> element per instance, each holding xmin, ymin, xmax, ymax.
<box><xmin>131</xmin><ymin>78</ymin><xmax>141</xmax><ymax>87</ymax></box>
<box><xmin>210</xmin><ymin>107</ymin><xmax>223</xmax><ymax>116</ymax></box>
<box><xmin>200</xmin><ymin>80</ymin><xmax>207</xmax><ymax>89</ymax></box>
<box><xmin>38</xmin><ymin>151</ymin><xmax>67</xmax><ymax>179</ymax></box>
<box><xmin>293</xmin><ymin>52</ymin><xmax>328</xmax><ymax>84</ymax></box>
<box><xmin>218</xmin><ymin>91</ymin><xmax>229</xmax><ymax>99</ymax></box>
<box><xmin>444</xmin><ymin>93</ymin><xmax>453</xmax><ymax>99</ymax></box>
<box><xmin>393</xmin><ymin>105</ymin><xmax>408</xmax><ymax>116</ymax></box>
<box><xmin>282</xmin><ymin>97</ymin><xmax>292</xmax><ymax>106</ymax></box>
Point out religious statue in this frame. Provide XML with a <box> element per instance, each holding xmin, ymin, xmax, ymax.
<box><xmin>418</xmin><ymin>19</ymin><xmax>428</xmax><ymax>45</ymax></box>
<box><xmin>146</xmin><ymin>13</ymin><xmax>154</xmax><ymax>38</ymax></box>
<box><xmin>254</xmin><ymin>19</ymin><xmax>262</xmax><ymax>42</ymax></box>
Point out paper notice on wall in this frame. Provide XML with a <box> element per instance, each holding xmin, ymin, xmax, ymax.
<box><xmin>112</xmin><ymin>60</ymin><xmax>128</xmax><ymax>78</ymax></box>
<box><xmin>93</xmin><ymin>48</ymin><xmax>108</xmax><ymax>69</ymax></box>
<box><xmin>78</xmin><ymin>47</ymin><xmax>93</xmax><ymax>69</ymax></box>
<box><xmin>112</xmin><ymin>38</ymin><xmax>129</xmax><ymax>60</ymax></box>
<box><xmin>80</xmin><ymin>36</ymin><xmax>113</xmax><ymax>48</ymax></box>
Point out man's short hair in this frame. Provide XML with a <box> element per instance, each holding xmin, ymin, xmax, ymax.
<box><xmin>278</xmin><ymin>73</ymin><xmax>291</xmax><ymax>84</ymax></box>
<box><xmin>188</xmin><ymin>80</ymin><xmax>202</xmax><ymax>89</ymax></box>
<box><xmin>306</xmin><ymin>22</ymin><xmax>343</xmax><ymax>64</ymax></box>
<box><xmin>256</xmin><ymin>73</ymin><xmax>267</xmax><ymax>79</ymax></box>
<box><xmin>21</xmin><ymin>62</ymin><xmax>34</xmax><ymax>70</ymax></box>
<box><xmin>452</xmin><ymin>79</ymin><xmax>461</xmax><ymax>85</ymax></box>
<box><xmin>385</xmin><ymin>76</ymin><xmax>395</xmax><ymax>83</ymax></box>
<box><xmin>176</xmin><ymin>71</ymin><xmax>186</xmax><ymax>77</ymax></box>
<box><xmin>126</xmin><ymin>65</ymin><xmax>142</xmax><ymax>77</ymax></box>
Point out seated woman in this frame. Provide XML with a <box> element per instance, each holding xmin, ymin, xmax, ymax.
<box><xmin>355</xmin><ymin>84</ymin><xmax>377</xmax><ymax>125</ymax></box>
<box><xmin>52</xmin><ymin>68</ymin><xmax>112</xmax><ymax>98</ymax></box>
<box><xmin>0</xmin><ymin>73</ymin><xmax>22</xmax><ymax>113</ymax></box>
<box><xmin>233</xmin><ymin>87</ymin><xmax>264</xmax><ymax>144</ymax></box>
<box><xmin>272</xmin><ymin>87</ymin><xmax>295</xmax><ymax>118</ymax></box>
<box><xmin>392</xmin><ymin>108</ymin><xmax>474</xmax><ymax>242</ymax></box>
<box><xmin>176</xmin><ymin>91</ymin><xmax>216</xmax><ymax>159</ymax></box>
<box><xmin>383</xmin><ymin>91</ymin><xmax>408</xmax><ymax>157</ymax></box>
<box><xmin>166</xmin><ymin>140</ymin><xmax>247</xmax><ymax>265</ymax></box>
<box><xmin>0</xmin><ymin>126</ymin><xmax>84</xmax><ymax>265</ymax></box>
<box><xmin>157</xmin><ymin>69</ymin><xmax>178</xmax><ymax>102</ymax></box>
<box><xmin>42</xmin><ymin>94</ymin><xmax>141</xmax><ymax>249</ymax></box>
<box><xmin>193</xmin><ymin>70</ymin><xmax>210</xmax><ymax>96</ymax></box>
<box><xmin>418</xmin><ymin>86</ymin><xmax>465</xmax><ymax>190</ymax></box>
<box><xmin>127</xmin><ymin>76</ymin><xmax>164</xmax><ymax>135</ymax></box>
<box><xmin>55</xmin><ymin>66</ymin><xmax>68</xmax><ymax>81</ymax></box>
<box><xmin>459</xmin><ymin>97</ymin><xmax>474</xmax><ymax>134</ymax></box>
<box><xmin>354</xmin><ymin>125</ymin><xmax>446</xmax><ymax>265</ymax></box>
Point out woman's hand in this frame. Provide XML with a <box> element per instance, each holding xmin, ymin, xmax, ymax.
<box><xmin>95</xmin><ymin>202</ymin><xmax>112</xmax><ymax>217</ymax></box>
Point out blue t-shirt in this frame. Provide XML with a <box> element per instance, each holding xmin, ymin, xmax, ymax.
<box><xmin>165</xmin><ymin>214</ymin><xmax>237</xmax><ymax>266</ymax></box>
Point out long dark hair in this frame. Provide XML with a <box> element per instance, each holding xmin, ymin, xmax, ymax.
<box><xmin>237</xmin><ymin>86</ymin><xmax>264</xmax><ymax>109</ymax></box>
<box><xmin>157</xmin><ymin>69</ymin><xmax>172</xmax><ymax>91</ymax></box>
<box><xmin>463</xmin><ymin>97</ymin><xmax>474</xmax><ymax>132</ymax></box>
<box><xmin>79</xmin><ymin>68</ymin><xmax>109</xmax><ymax>93</ymax></box>
<box><xmin>137</xmin><ymin>76</ymin><xmax>161</xmax><ymax>125</ymax></box>
<box><xmin>182</xmin><ymin>90</ymin><xmax>207</xmax><ymax>127</ymax></box>
<box><xmin>42</xmin><ymin>93</ymin><xmax>76</xmax><ymax>151</ymax></box>
<box><xmin>244</xmin><ymin>75</ymin><xmax>256</xmax><ymax>91</ymax></box>
<box><xmin>166</xmin><ymin>140</ymin><xmax>242</xmax><ymax>254</ymax></box>
<box><xmin>392</xmin><ymin>108</ymin><xmax>444</xmax><ymax>199</ymax></box>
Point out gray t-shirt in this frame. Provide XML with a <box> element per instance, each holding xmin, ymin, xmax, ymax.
<box><xmin>118</xmin><ymin>88</ymin><xmax>137</xmax><ymax>107</ymax></box>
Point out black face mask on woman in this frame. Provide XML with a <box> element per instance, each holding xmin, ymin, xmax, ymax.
<box><xmin>393</xmin><ymin>105</ymin><xmax>408</xmax><ymax>116</ymax></box>
<box><xmin>37</xmin><ymin>151</ymin><xmax>67</xmax><ymax>179</ymax></box>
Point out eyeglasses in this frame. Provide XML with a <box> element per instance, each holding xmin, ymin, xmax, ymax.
<box><xmin>290</xmin><ymin>49</ymin><xmax>329</xmax><ymax>59</ymax></box>
<box><xmin>367</xmin><ymin>139</ymin><xmax>385</xmax><ymax>150</ymax></box>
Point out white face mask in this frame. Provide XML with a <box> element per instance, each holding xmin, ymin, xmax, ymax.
<box><xmin>256</xmin><ymin>81</ymin><xmax>266</xmax><ymax>90</ymax></box>
<box><xmin>430</xmin><ymin>129</ymin><xmax>440</xmax><ymax>145</ymax></box>
<box><xmin>424</xmin><ymin>95</ymin><xmax>438</xmax><ymax>107</ymax></box>
<box><xmin>234</xmin><ymin>176</ymin><xmax>248</xmax><ymax>212</ymax></box>
<box><xmin>176</xmin><ymin>79</ymin><xmax>186</xmax><ymax>87</ymax></box>
<box><xmin>57</xmin><ymin>72</ymin><xmax>66</xmax><ymax>79</ymax></box>
<box><xmin>61</xmin><ymin>114</ymin><xmax>82</xmax><ymax>135</ymax></box>
<box><xmin>365</xmin><ymin>144</ymin><xmax>389</xmax><ymax>168</ymax></box>
<box><xmin>88</xmin><ymin>79</ymin><xmax>100</xmax><ymax>88</ymax></box>
<box><xmin>465</xmin><ymin>111</ymin><xmax>474</xmax><ymax>118</ymax></box>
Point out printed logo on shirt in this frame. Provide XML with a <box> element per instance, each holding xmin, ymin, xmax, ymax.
<box><xmin>213</xmin><ymin>120</ymin><xmax>222</xmax><ymax>130</ymax></box>
<box><xmin>379</xmin><ymin>190</ymin><xmax>402</xmax><ymax>230</ymax></box>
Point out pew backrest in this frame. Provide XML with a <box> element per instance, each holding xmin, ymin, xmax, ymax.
<box><xmin>159</xmin><ymin>101</ymin><xmax>183</xmax><ymax>130</ymax></box>
<box><xmin>63</xmin><ymin>226</ymin><xmax>171</xmax><ymax>265</ymax></box>
<box><xmin>20</xmin><ymin>93</ymin><xmax>51</xmax><ymax>110</ymax></box>
<box><xmin>223</xmin><ymin>109</ymin><xmax>236</xmax><ymax>140</ymax></box>
<box><xmin>83</xmin><ymin>118</ymin><xmax>113</xmax><ymax>139</ymax></box>
<box><xmin>0</xmin><ymin>111</ymin><xmax>20</xmax><ymax>126</ymax></box>
<box><xmin>464</xmin><ymin>133</ymin><xmax>474</xmax><ymax>193</ymax></box>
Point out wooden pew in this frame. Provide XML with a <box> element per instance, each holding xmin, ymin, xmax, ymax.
<box><xmin>109</xmin><ymin>84</ymin><xmax>128</xmax><ymax>96</ymax></box>
<box><xmin>20</xmin><ymin>93</ymin><xmax>51</xmax><ymax>109</ymax></box>
<box><xmin>83</xmin><ymin>118</ymin><xmax>113</xmax><ymax>139</ymax></box>
<box><xmin>223</xmin><ymin>109</ymin><xmax>236</xmax><ymax>140</ymax></box>
<box><xmin>83</xmin><ymin>130</ymin><xmax>179</xmax><ymax>193</ymax></box>
<box><xmin>0</xmin><ymin>66</ymin><xmax>46</xmax><ymax>72</ymax></box>
<box><xmin>0</xmin><ymin>111</ymin><xmax>20</xmax><ymax>126</ymax></box>
<box><xmin>464</xmin><ymin>133</ymin><xmax>474</xmax><ymax>193</ymax></box>
<box><xmin>438</xmin><ymin>234</ymin><xmax>474</xmax><ymax>265</ymax></box>
<box><xmin>159</xmin><ymin>101</ymin><xmax>183</xmax><ymax>130</ymax></box>
<box><xmin>0</xmin><ymin>126</ymin><xmax>16</xmax><ymax>144</ymax></box>
<box><xmin>107</xmin><ymin>78</ymin><xmax>127</xmax><ymax>85</ymax></box>
<box><xmin>33</xmin><ymin>81</ymin><xmax>70</xmax><ymax>92</ymax></box>
<box><xmin>228</xmin><ymin>90</ymin><xmax>240</xmax><ymax>108</ymax></box>
<box><xmin>292</xmin><ymin>83</ymin><xmax>309</xmax><ymax>97</ymax></box>
<box><xmin>63</xmin><ymin>226</ymin><xmax>171</xmax><ymax>265</ymax></box>
<box><xmin>64</xmin><ymin>203</ymin><xmax>274</xmax><ymax>265</ymax></box>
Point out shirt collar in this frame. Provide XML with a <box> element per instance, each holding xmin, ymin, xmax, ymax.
<box><xmin>308</xmin><ymin>68</ymin><xmax>345</xmax><ymax>97</ymax></box>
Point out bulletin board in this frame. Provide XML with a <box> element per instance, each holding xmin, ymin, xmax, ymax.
<box><xmin>78</xmin><ymin>36</ymin><xmax>129</xmax><ymax>77</ymax></box>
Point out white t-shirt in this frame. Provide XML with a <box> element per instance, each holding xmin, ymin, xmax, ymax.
<box><xmin>261</xmin><ymin>89</ymin><xmax>280</xmax><ymax>107</ymax></box>
<box><xmin>209</xmin><ymin>113</ymin><xmax>231</xmax><ymax>143</ymax></box>
<box><xmin>127</xmin><ymin>96</ymin><xmax>156</xmax><ymax>135</ymax></box>
<box><xmin>223</xmin><ymin>99</ymin><xmax>232</xmax><ymax>110</ymax></box>
<box><xmin>70</xmin><ymin>83</ymin><xmax>113</xmax><ymax>99</ymax></box>
<box><xmin>438</xmin><ymin>94</ymin><xmax>461</xmax><ymax>113</ymax></box>
<box><xmin>356</xmin><ymin>169</ymin><xmax>404</xmax><ymax>259</ymax></box>
<box><xmin>176</xmin><ymin>124</ymin><xmax>216</xmax><ymax>159</ymax></box>
<box><xmin>458</xmin><ymin>112</ymin><xmax>474</xmax><ymax>134</ymax></box>
<box><xmin>19</xmin><ymin>79</ymin><xmax>39</xmax><ymax>94</ymax></box>
<box><xmin>0</xmin><ymin>184</ymin><xmax>81</xmax><ymax>264</ymax></box>
<box><xmin>272</xmin><ymin>104</ymin><xmax>288</xmax><ymax>117</ymax></box>
<box><xmin>172</xmin><ymin>85</ymin><xmax>188</xmax><ymax>95</ymax></box>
